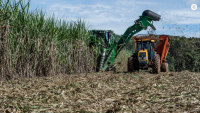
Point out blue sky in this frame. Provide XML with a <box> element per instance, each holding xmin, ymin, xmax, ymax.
<box><xmin>29</xmin><ymin>0</ymin><xmax>200</xmax><ymax>37</ymax></box>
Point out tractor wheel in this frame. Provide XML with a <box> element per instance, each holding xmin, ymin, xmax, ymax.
<box><xmin>134</xmin><ymin>60</ymin><xmax>139</xmax><ymax>72</ymax></box>
<box><xmin>152</xmin><ymin>54</ymin><xmax>160</xmax><ymax>74</ymax></box>
<box><xmin>161</xmin><ymin>63</ymin><xmax>168</xmax><ymax>72</ymax></box>
<box><xmin>128</xmin><ymin>57</ymin><xmax>134</xmax><ymax>72</ymax></box>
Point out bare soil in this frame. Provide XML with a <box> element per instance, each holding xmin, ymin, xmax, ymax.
<box><xmin>0</xmin><ymin>70</ymin><xmax>200</xmax><ymax>113</ymax></box>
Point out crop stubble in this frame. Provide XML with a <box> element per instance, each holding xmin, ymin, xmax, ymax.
<box><xmin>0</xmin><ymin>70</ymin><xmax>200</xmax><ymax>112</ymax></box>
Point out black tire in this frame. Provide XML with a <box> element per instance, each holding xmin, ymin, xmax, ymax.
<box><xmin>152</xmin><ymin>54</ymin><xmax>160</xmax><ymax>74</ymax></box>
<box><xmin>134</xmin><ymin>60</ymin><xmax>139</xmax><ymax>72</ymax></box>
<box><xmin>161</xmin><ymin>63</ymin><xmax>168</xmax><ymax>72</ymax></box>
<box><xmin>128</xmin><ymin>57</ymin><xmax>134</xmax><ymax>72</ymax></box>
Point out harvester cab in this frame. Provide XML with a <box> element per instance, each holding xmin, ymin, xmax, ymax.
<box><xmin>90</xmin><ymin>30</ymin><xmax>116</xmax><ymax>47</ymax></box>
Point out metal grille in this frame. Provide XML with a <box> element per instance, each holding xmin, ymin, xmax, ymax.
<box><xmin>139</xmin><ymin>52</ymin><xmax>146</xmax><ymax>57</ymax></box>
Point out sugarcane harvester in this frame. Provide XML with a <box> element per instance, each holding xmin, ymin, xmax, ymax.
<box><xmin>90</xmin><ymin>10</ymin><xmax>162</xmax><ymax>72</ymax></box>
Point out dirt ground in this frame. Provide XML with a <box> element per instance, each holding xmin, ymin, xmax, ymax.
<box><xmin>0</xmin><ymin>70</ymin><xmax>200</xmax><ymax>113</ymax></box>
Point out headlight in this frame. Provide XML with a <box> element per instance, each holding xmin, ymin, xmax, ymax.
<box><xmin>138</xmin><ymin>57</ymin><xmax>147</xmax><ymax>60</ymax></box>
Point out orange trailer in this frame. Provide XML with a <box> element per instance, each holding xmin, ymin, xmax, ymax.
<box><xmin>128</xmin><ymin>34</ymin><xmax>170</xmax><ymax>74</ymax></box>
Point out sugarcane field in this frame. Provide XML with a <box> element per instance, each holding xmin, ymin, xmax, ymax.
<box><xmin>1</xmin><ymin>0</ymin><xmax>200</xmax><ymax>112</ymax></box>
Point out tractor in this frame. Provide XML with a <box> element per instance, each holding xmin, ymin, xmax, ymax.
<box><xmin>128</xmin><ymin>35</ymin><xmax>170</xmax><ymax>74</ymax></box>
<box><xmin>89</xmin><ymin>10</ymin><xmax>169</xmax><ymax>73</ymax></box>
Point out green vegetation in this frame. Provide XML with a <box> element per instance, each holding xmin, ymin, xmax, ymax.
<box><xmin>0</xmin><ymin>0</ymin><xmax>97</xmax><ymax>80</ymax></box>
<box><xmin>167</xmin><ymin>36</ymin><xmax>200</xmax><ymax>72</ymax></box>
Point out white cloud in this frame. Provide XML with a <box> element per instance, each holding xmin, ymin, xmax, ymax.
<box><xmin>36</xmin><ymin>0</ymin><xmax>200</xmax><ymax>37</ymax></box>
<box><xmin>185</xmin><ymin>0</ymin><xmax>200</xmax><ymax>5</ymax></box>
<box><xmin>115</xmin><ymin>0</ymin><xmax>158</xmax><ymax>6</ymax></box>
<box><xmin>168</xmin><ymin>9</ymin><xmax>200</xmax><ymax>18</ymax></box>
<box><xmin>159</xmin><ymin>8</ymin><xmax>200</xmax><ymax>24</ymax></box>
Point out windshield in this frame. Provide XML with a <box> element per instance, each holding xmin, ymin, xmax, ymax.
<box><xmin>137</xmin><ymin>41</ymin><xmax>150</xmax><ymax>51</ymax></box>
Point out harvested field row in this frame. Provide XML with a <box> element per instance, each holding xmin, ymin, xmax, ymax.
<box><xmin>0</xmin><ymin>71</ymin><xmax>200</xmax><ymax>112</ymax></box>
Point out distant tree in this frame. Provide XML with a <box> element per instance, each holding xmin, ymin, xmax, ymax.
<box><xmin>167</xmin><ymin>36</ymin><xmax>200</xmax><ymax>72</ymax></box>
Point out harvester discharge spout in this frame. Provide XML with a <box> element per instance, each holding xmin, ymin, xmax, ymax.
<box><xmin>142</xmin><ymin>10</ymin><xmax>161</xmax><ymax>21</ymax></box>
<box><xmin>142</xmin><ymin>10</ymin><xmax>161</xmax><ymax>30</ymax></box>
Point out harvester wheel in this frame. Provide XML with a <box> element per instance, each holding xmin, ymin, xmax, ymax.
<box><xmin>161</xmin><ymin>63</ymin><xmax>168</xmax><ymax>72</ymax></box>
<box><xmin>128</xmin><ymin>57</ymin><xmax>134</xmax><ymax>72</ymax></box>
<box><xmin>152</xmin><ymin>54</ymin><xmax>160</xmax><ymax>74</ymax></box>
<box><xmin>96</xmin><ymin>55</ymin><xmax>101</xmax><ymax>72</ymax></box>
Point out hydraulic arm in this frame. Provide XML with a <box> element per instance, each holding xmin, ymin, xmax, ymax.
<box><xmin>115</xmin><ymin>10</ymin><xmax>161</xmax><ymax>58</ymax></box>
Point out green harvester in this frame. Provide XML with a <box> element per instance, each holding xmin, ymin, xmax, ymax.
<box><xmin>89</xmin><ymin>10</ymin><xmax>161</xmax><ymax>72</ymax></box>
